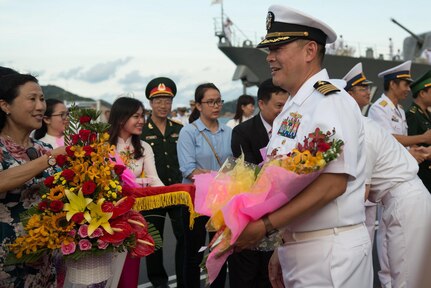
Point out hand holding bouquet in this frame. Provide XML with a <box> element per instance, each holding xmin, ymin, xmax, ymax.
<box><xmin>194</xmin><ymin>127</ymin><xmax>344</xmax><ymax>283</ymax></box>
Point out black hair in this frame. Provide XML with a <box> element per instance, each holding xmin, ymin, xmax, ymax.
<box><xmin>108</xmin><ymin>97</ymin><xmax>145</xmax><ymax>159</ymax></box>
<box><xmin>383</xmin><ymin>78</ymin><xmax>402</xmax><ymax>92</ymax></box>
<box><xmin>34</xmin><ymin>98</ymin><xmax>64</xmax><ymax>140</ymax></box>
<box><xmin>188</xmin><ymin>83</ymin><xmax>220</xmax><ymax>123</ymax></box>
<box><xmin>233</xmin><ymin>95</ymin><xmax>255</xmax><ymax>123</ymax></box>
<box><xmin>0</xmin><ymin>73</ymin><xmax>39</xmax><ymax>132</ymax></box>
<box><xmin>0</xmin><ymin>66</ymin><xmax>19</xmax><ymax>77</ymax></box>
<box><xmin>257</xmin><ymin>78</ymin><xmax>287</xmax><ymax>103</ymax></box>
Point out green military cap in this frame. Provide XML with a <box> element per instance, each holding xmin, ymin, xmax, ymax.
<box><xmin>410</xmin><ymin>70</ymin><xmax>431</xmax><ymax>97</ymax></box>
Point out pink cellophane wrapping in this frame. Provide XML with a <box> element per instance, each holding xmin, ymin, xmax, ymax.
<box><xmin>194</xmin><ymin>165</ymin><xmax>321</xmax><ymax>284</ymax></box>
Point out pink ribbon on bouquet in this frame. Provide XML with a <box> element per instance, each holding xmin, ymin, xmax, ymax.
<box><xmin>194</xmin><ymin>166</ymin><xmax>321</xmax><ymax>284</ymax></box>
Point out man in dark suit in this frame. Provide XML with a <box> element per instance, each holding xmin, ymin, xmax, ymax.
<box><xmin>229</xmin><ymin>79</ymin><xmax>288</xmax><ymax>288</ymax></box>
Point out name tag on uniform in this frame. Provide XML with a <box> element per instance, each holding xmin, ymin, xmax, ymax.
<box><xmin>277</xmin><ymin>112</ymin><xmax>302</xmax><ymax>139</ymax></box>
<box><xmin>171</xmin><ymin>133</ymin><xmax>179</xmax><ymax>138</ymax></box>
<box><xmin>145</xmin><ymin>135</ymin><xmax>157</xmax><ymax>140</ymax></box>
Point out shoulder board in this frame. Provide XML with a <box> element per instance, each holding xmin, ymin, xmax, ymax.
<box><xmin>169</xmin><ymin>119</ymin><xmax>183</xmax><ymax>126</ymax></box>
<box><xmin>313</xmin><ymin>81</ymin><xmax>340</xmax><ymax>96</ymax></box>
<box><xmin>409</xmin><ymin>106</ymin><xmax>417</xmax><ymax>114</ymax></box>
<box><xmin>379</xmin><ymin>100</ymin><xmax>388</xmax><ymax>107</ymax></box>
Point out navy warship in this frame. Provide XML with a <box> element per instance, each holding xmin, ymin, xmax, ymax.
<box><xmin>215</xmin><ymin>16</ymin><xmax>431</xmax><ymax>106</ymax></box>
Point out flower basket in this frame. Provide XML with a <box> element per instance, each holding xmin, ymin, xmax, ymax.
<box><xmin>65</xmin><ymin>252</ymin><xmax>113</xmax><ymax>286</ymax></box>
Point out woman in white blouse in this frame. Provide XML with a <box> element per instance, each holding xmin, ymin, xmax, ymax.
<box><xmin>226</xmin><ymin>94</ymin><xmax>255</xmax><ymax>129</ymax></box>
<box><xmin>34</xmin><ymin>98</ymin><xmax>68</xmax><ymax>148</ymax></box>
<box><xmin>108</xmin><ymin>96</ymin><xmax>163</xmax><ymax>288</ymax></box>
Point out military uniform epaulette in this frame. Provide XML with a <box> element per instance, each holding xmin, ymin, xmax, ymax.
<box><xmin>379</xmin><ymin>100</ymin><xmax>388</xmax><ymax>107</ymax></box>
<box><xmin>409</xmin><ymin>106</ymin><xmax>418</xmax><ymax>114</ymax></box>
<box><xmin>313</xmin><ymin>81</ymin><xmax>340</xmax><ymax>96</ymax></box>
<box><xmin>169</xmin><ymin>119</ymin><xmax>183</xmax><ymax>126</ymax></box>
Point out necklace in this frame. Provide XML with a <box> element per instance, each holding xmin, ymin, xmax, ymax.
<box><xmin>0</xmin><ymin>133</ymin><xmax>32</xmax><ymax>148</ymax></box>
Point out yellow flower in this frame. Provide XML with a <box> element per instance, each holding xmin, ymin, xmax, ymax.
<box><xmin>48</xmin><ymin>186</ymin><xmax>65</xmax><ymax>201</ymax></box>
<box><xmin>84</xmin><ymin>198</ymin><xmax>113</xmax><ymax>236</ymax></box>
<box><xmin>63</xmin><ymin>189</ymin><xmax>93</xmax><ymax>221</ymax></box>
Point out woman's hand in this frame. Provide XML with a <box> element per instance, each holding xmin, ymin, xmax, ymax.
<box><xmin>268</xmin><ymin>249</ymin><xmax>285</xmax><ymax>288</ymax></box>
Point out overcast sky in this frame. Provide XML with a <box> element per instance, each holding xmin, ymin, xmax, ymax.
<box><xmin>1</xmin><ymin>0</ymin><xmax>429</xmax><ymax>107</ymax></box>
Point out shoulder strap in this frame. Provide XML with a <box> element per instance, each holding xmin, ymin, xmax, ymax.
<box><xmin>191</xmin><ymin>122</ymin><xmax>222</xmax><ymax>167</ymax></box>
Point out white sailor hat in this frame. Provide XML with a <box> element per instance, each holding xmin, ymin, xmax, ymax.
<box><xmin>342</xmin><ymin>63</ymin><xmax>373</xmax><ymax>91</ymax></box>
<box><xmin>378</xmin><ymin>60</ymin><xmax>413</xmax><ymax>83</ymax></box>
<box><xmin>257</xmin><ymin>5</ymin><xmax>337</xmax><ymax>48</ymax></box>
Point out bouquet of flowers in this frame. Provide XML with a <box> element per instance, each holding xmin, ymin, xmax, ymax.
<box><xmin>194</xmin><ymin>127</ymin><xmax>344</xmax><ymax>283</ymax></box>
<box><xmin>6</xmin><ymin>106</ymin><xmax>157</xmax><ymax>284</ymax></box>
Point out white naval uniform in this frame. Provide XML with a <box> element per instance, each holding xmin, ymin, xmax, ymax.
<box><xmin>364</xmin><ymin>117</ymin><xmax>431</xmax><ymax>288</ymax></box>
<box><xmin>368</xmin><ymin>93</ymin><xmax>408</xmax><ymax>136</ymax></box>
<box><xmin>368</xmin><ymin>94</ymin><xmax>407</xmax><ymax>287</ymax></box>
<box><xmin>268</xmin><ymin>69</ymin><xmax>372</xmax><ymax>287</ymax></box>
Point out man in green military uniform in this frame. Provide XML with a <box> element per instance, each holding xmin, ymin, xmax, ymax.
<box><xmin>407</xmin><ymin>70</ymin><xmax>431</xmax><ymax>192</ymax></box>
<box><xmin>141</xmin><ymin>77</ymin><xmax>185</xmax><ymax>288</ymax></box>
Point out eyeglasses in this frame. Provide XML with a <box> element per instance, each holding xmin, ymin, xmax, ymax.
<box><xmin>51</xmin><ymin>112</ymin><xmax>70</xmax><ymax>120</ymax></box>
<box><xmin>152</xmin><ymin>99</ymin><xmax>173</xmax><ymax>105</ymax></box>
<box><xmin>201</xmin><ymin>99</ymin><xmax>224</xmax><ymax>107</ymax></box>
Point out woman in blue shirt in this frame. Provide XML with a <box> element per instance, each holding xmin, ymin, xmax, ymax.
<box><xmin>178</xmin><ymin>83</ymin><xmax>232</xmax><ymax>288</ymax></box>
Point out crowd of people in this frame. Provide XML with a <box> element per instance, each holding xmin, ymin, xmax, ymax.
<box><xmin>2</xmin><ymin>3</ymin><xmax>431</xmax><ymax>288</ymax></box>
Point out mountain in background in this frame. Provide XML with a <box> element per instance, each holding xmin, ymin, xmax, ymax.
<box><xmin>42</xmin><ymin>84</ymin><xmax>243</xmax><ymax>114</ymax></box>
<box><xmin>42</xmin><ymin>85</ymin><xmax>94</xmax><ymax>102</ymax></box>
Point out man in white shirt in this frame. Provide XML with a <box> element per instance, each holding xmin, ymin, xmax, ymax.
<box><xmin>234</xmin><ymin>5</ymin><xmax>372</xmax><ymax>287</ymax></box>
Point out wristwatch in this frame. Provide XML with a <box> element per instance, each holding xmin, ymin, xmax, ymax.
<box><xmin>46</xmin><ymin>151</ymin><xmax>56</xmax><ymax>166</ymax></box>
<box><xmin>262</xmin><ymin>215</ymin><xmax>278</xmax><ymax>237</ymax></box>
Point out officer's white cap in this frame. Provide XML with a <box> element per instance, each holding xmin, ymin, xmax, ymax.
<box><xmin>257</xmin><ymin>5</ymin><xmax>337</xmax><ymax>48</ymax></box>
<box><xmin>377</xmin><ymin>60</ymin><xmax>413</xmax><ymax>83</ymax></box>
<box><xmin>342</xmin><ymin>63</ymin><xmax>373</xmax><ymax>91</ymax></box>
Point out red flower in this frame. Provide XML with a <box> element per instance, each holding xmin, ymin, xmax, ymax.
<box><xmin>82</xmin><ymin>180</ymin><xmax>97</xmax><ymax>195</ymax></box>
<box><xmin>99</xmin><ymin>219</ymin><xmax>132</xmax><ymax>243</ymax></box>
<box><xmin>125</xmin><ymin>211</ymin><xmax>148</xmax><ymax>233</ymax></box>
<box><xmin>131</xmin><ymin>231</ymin><xmax>155</xmax><ymax>257</ymax></box>
<box><xmin>83</xmin><ymin>145</ymin><xmax>93</xmax><ymax>157</ymax></box>
<box><xmin>79</xmin><ymin>115</ymin><xmax>92</xmax><ymax>124</ymax></box>
<box><xmin>101</xmin><ymin>201</ymin><xmax>115</xmax><ymax>213</ymax></box>
<box><xmin>56</xmin><ymin>154</ymin><xmax>68</xmax><ymax>167</ymax></box>
<box><xmin>71</xmin><ymin>212</ymin><xmax>85</xmax><ymax>223</ymax></box>
<box><xmin>79</xmin><ymin>129</ymin><xmax>91</xmax><ymax>142</ymax></box>
<box><xmin>38</xmin><ymin>201</ymin><xmax>48</xmax><ymax>211</ymax></box>
<box><xmin>111</xmin><ymin>196</ymin><xmax>135</xmax><ymax>219</ymax></box>
<box><xmin>317</xmin><ymin>142</ymin><xmax>331</xmax><ymax>152</ymax></box>
<box><xmin>65</xmin><ymin>146</ymin><xmax>75</xmax><ymax>157</ymax></box>
<box><xmin>61</xmin><ymin>169</ymin><xmax>75</xmax><ymax>181</ymax></box>
<box><xmin>114</xmin><ymin>164</ymin><xmax>126</xmax><ymax>176</ymax></box>
<box><xmin>44</xmin><ymin>176</ymin><xmax>55</xmax><ymax>187</ymax></box>
<box><xmin>50</xmin><ymin>200</ymin><xmax>64</xmax><ymax>213</ymax></box>
<box><xmin>71</xmin><ymin>134</ymin><xmax>80</xmax><ymax>145</ymax></box>
<box><xmin>89</xmin><ymin>133</ymin><xmax>97</xmax><ymax>143</ymax></box>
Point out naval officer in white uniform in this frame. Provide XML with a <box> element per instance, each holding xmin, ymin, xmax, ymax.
<box><xmin>368</xmin><ymin>61</ymin><xmax>431</xmax><ymax>162</ymax></box>
<box><xmin>344</xmin><ymin>64</ymin><xmax>431</xmax><ymax>288</ymax></box>
<box><xmin>234</xmin><ymin>5</ymin><xmax>372</xmax><ymax>287</ymax></box>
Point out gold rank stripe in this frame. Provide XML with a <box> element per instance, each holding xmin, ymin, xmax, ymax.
<box><xmin>266</xmin><ymin>31</ymin><xmax>309</xmax><ymax>38</ymax></box>
<box><xmin>260</xmin><ymin>36</ymin><xmax>291</xmax><ymax>44</ymax></box>
<box><xmin>396</xmin><ymin>74</ymin><xmax>411</xmax><ymax>79</ymax></box>
<box><xmin>351</xmin><ymin>76</ymin><xmax>366</xmax><ymax>86</ymax></box>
